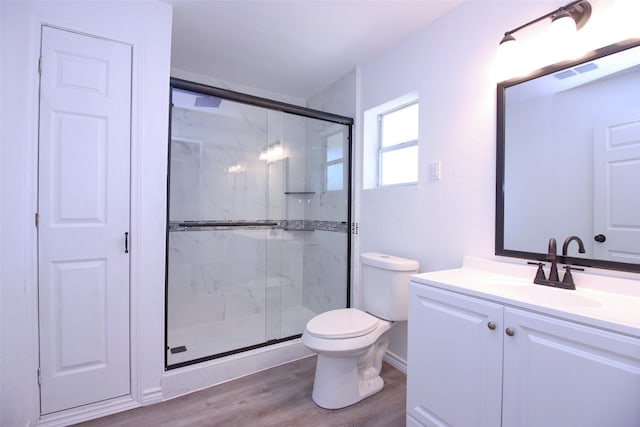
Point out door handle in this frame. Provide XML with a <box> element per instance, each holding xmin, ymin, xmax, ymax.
<box><xmin>124</xmin><ymin>232</ymin><xmax>129</xmax><ymax>253</ymax></box>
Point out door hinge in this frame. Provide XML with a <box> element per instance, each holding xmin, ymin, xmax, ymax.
<box><xmin>37</xmin><ymin>368</ymin><xmax>41</xmax><ymax>385</ymax></box>
<box><xmin>351</xmin><ymin>222</ymin><xmax>359</xmax><ymax>235</ymax></box>
<box><xmin>38</xmin><ymin>57</ymin><xmax>42</xmax><ymax>75</ymax></box>
<box><xmin>35</xmin><ymin>212</ymin><xmax>39</xmax><ymax>228</ymax></box>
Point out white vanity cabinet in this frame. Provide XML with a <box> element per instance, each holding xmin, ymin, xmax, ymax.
<box><xmin>407</xmin><ymin>281</ymin><xmax>640</xmax><ymax>427</ymax></box>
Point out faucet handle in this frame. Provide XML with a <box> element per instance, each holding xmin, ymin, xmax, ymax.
<box><xmin>561</xmin><ymin>265</ymin><xmax>584</xmax><ymax>290</ymax></box>
<box><xmin>527</xmin><ymin>261</ymin><xmax>546</xmax><ymax>281</ymax></box>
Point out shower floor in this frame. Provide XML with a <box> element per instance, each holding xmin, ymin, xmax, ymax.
<box><xmin>167</xmin><ymin>304</ymin><xmax>316</xmax><ymax>366</ymax></box>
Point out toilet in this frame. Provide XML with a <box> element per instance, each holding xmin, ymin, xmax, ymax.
<box><xmin>302</xmin><ymin>252</ymin><xmax>419</xmax><ymax>409</ymax></box>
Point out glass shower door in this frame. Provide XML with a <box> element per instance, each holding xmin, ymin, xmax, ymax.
<box><xmin>167</xmin><ymin>88</ymin><xmax>273</xmax><ymax>366</ymax></box>
<box><xmin>165</xmin><ymin>81</ymin><xmax>351</xmax><ymax>369</ymax></box>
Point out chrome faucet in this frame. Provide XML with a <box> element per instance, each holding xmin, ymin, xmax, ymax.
<box><xmin>562</xmin><ymin>235</ymin><xmax>586</xmax><ymax>257</ymax></box>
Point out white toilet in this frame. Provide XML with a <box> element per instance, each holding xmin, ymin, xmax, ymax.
<box><xmin>302</xmin><ymin>252</ymin><xmax>419</xmax><ymax>409</ymax></box>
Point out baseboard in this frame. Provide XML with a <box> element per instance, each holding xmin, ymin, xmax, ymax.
<box><xmin>37</xmin><ymin>395</ymin><xmax>140</xmax><ymax>426</ymax></box>
<box><xmin>383</xmin><ymin>350</ymin><xmax>407</xmax><ymax>374</ymax></box>
<box><xmin>141</xmin><ymin>386</ymin><xmax>164</xmax><ymax>406</ymax></box>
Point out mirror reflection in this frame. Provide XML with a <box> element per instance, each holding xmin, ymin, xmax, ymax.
<box><xmin>497</xmin><ymin>39</ymin><xmax>640</xmax><ymax>272</ymax></box>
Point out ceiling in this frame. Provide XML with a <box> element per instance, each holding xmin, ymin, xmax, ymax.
<box><xmin>168</xmin><ymin>1</ymin><xmax>465</xmax><ymax>99</ymax></box>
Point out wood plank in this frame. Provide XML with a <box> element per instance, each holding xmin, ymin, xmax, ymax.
<box><xmin>77</xmin><ymin>356</ymin><xmax>406</xmax><ymax>426</ymax></box>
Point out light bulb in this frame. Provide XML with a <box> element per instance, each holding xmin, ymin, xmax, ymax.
<box><xmin>496</xmin><ymin>34</ymin><xmax>532</xmax><ymax>81</ymax></box>
<box><xmin>547</xmin><ymin>10</ymin><xmax>580</xmax><ymax>65</ymax></box>
<box><xmin>616</xmin><ymin>0</ymin><xmax>640</xmax><ymax>39</ymax></box>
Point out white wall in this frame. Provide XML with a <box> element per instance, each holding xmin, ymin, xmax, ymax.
<box><xmin>172</xmin><ymin>67</ymin><xmax>306</xmax><ymax>107</ymax></box>
<box><xmin>356</xmin><ymin>0</ymin><xmax>630</xmax><ymax>362</ymax></box>
<box><xmin>0</xmin><ymin>1</ymin><xmax>172</xmax><ymax>425</ymax></box>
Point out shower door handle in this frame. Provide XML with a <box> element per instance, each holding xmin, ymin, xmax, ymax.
<box><xmin>124</xmin><ymin>232</ymin><xmax>129</xmax><ymax>253</ymax></box>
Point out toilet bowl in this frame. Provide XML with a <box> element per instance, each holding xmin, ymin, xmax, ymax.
<box><xmin>302</xmin><ymin>308</ymin><xmax>393</xmax><ymax>409</ymax></box>
<box><xmin>302</xmin><ymin>252</ymin><xmax>419</xmax><ymax>409</ymax></box>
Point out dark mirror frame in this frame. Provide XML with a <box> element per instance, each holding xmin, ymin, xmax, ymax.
<box><xmin>496</xmin><ymin>37</ymin><xmax>640</xmax><ymax>273</ymax></box>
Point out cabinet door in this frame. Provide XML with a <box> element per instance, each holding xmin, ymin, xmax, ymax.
<box><xmin>503</xmin><ymin>307</ymin><xmax>640</xmax><ymax>427</ymax></box>
<box><xmin>407</xmin><ymin>284</ymin><xmax>503</xmax><ymax>427</ymax></box>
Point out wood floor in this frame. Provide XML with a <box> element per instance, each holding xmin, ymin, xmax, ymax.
<box><xmin>77</xmin><ymin>356</ymin><xmax>407</xmax><ymax>427</ymax></box>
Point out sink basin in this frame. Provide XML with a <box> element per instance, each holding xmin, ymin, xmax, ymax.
<box><xmin>498</xmin><ymin>284</ymin><xmax>603</xmax><ymax>308</ymax></box>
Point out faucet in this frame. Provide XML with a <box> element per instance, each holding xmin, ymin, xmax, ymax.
<box><xmin>529</xmin><ymin>237</ymin><xmax>581</xmax><ymax>290</ymax></box>
<box><xmin>546</xmin><ymin>237</ymin><xmax>559</xmax><ymax>282</ymax></box>
<box><xmin>562</xmin><ymin>236</ymin><xmax>586</xmax><ymax>257</ymax></box>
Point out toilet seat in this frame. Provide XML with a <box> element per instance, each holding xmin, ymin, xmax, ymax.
<box><xmin>305</xmin><ymin>308</ymin><xmax>379</xmax><ymax>339</ymax></box>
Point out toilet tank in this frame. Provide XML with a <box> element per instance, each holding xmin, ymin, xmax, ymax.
<box><xmin>361</xmin><ymin>252</ymin><xmax>419</xmax><ymax>321</ymax></box>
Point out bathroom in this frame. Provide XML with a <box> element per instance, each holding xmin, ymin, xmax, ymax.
<box><xmin>1</xmin><ymin>0</ymin><xmax>638</xmax><ymax>425</ymax></box>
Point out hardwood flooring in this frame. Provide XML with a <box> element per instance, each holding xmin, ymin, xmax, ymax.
<box><xmin>77</xmin><ymin>356</ymin><xmax>406</xmax><ymax>427</ymax></box>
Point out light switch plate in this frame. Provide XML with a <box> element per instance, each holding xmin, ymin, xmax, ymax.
<box><xmin>429</xmin><ymin>161</ymin><xmax>441</xmax><ymax>180</ymax></box>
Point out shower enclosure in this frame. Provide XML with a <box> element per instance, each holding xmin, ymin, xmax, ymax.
<box><xmin>165</xmin><ymin>79</ymin><xmax>353</xmax><ymax>369</ymax></box>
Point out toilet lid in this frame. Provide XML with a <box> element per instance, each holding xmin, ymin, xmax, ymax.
<box><xmin>306</xmin><ymin>308</ymin><xmax>379</xmax><ymax>339</ymax></box>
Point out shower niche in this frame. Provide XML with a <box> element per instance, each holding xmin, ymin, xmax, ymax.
<box><xmin>165</xmin><ymin>79</ymin><xmax>353</xmax><ymax>369</ymax></box>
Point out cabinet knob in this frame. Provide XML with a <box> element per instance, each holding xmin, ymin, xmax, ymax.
<box><xmin>505</xmin><ymin>327</ymin><xmax>515</xmax><ymax>337</ymax></box>
<box><xmin>487</xmin><ymin>321</ymin><xmax>496</xmax><ymax>330</ymax></box>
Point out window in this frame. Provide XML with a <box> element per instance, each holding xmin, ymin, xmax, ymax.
<box><xmin>378</xmin><ymin>102</ymin><xmax>418</xmax><ymax>186</ymax></box>
<box><xmin>363</xmin><ymin>93</ymin><xmax>419</xmax><ymax>189</ymax></box>
<box><xmin>326</xmin><ymin>131</ymin><xmax>344</xmax><ymax>191</ymax></box>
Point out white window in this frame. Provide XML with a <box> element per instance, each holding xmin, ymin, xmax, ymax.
<box><xmin>326</xmin><ymin>131</ymin><xmax>344</xmax><ymax>191</ymax></box>
<box><xmin>363</xmin><ymin>93</ymin><xmax>419</xmax><ymax>189</ymax></box>
<box><xmin>378</xmin><ymin>102</ymin><xmax>418</xmax><ymax>186</ymax></box>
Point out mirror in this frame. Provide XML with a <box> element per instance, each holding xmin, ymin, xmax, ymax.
<box><xmin>496</xmin><ymin>38</ymin><xmax>640</xmax><ymax>273</ymax></box>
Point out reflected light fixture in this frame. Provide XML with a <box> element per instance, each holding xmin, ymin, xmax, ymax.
<box><xmin>259</xmin><ymin>143</ymin><xmax>285</xmax><ymax>163</ymax></box>
<box><xmin>498</xmin><ymin>0</ymin><xmax>591</xmax><ymax>79</ymax></box>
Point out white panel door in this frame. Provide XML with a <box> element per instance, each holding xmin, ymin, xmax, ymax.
<box><xmin>593</xmin><ymin>110</ymin><xmax>640</xmax><ymax>263</ymax></box>
<box><xmin>407</xmin><ymin>284</ymin><xmax>503</xmax><ymax>427</ymax></box>
<box><xmin>38</xmin><ymin>26</ymin><xmax>132</xmax><ymax>415</ymax></box>
<box><xmin>502</xmin><ymin>307</ymin><xmax>640</xmax><ymax>427</ymax></box>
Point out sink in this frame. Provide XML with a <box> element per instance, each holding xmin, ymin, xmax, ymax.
<box><xmin>498</xmin><ymin>285</ymin><xmax>603</xmax><ymax>308</ymax></box>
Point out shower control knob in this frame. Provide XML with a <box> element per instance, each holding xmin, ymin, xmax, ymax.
<box><xmin>505</xmin><ymin>327</ymin><xmax>515</xmax><ymax>337</ymax></box>
<box><xmin>487</xmin><ymin>321</ymin><xmax>496</xmax><ymax>330</ymax></box>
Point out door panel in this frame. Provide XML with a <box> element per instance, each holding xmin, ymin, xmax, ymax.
<box><xmin>52</xmin><ymin>113</ymin><xmax>107</xmax><ymax>222</ymax></box>
<box><xmin>407</xmin><ymin>285</ymin><xmax>503</xmax><ymax>427</ymax></box>
<box><xmin>503</xmin><ymin>308</ymin><xmax>640</xmax><ymax>427</ymax></box>
<box><xmin>38</xmin><ymin>26</ymin><xmax>131</xmax><ymax>415</ymax></box>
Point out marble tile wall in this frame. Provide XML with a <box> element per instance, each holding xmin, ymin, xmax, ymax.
<box><xmin>301</xmin><ymin>230</ymin><xmax>349</xmax><ymax>314</ymax></box>
<box><xmin>167</xmin><ymin>230</ymin><xmax>304</xmax><ymax>323</ymax></box>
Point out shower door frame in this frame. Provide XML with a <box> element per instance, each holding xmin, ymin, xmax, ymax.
<box><xmin>164</xmin><ymin>78</ymin><xmax>354</xmax><ymax>370</ymax></box>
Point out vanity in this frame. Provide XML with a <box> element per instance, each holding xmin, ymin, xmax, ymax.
<box><xmin>406</xmin><ymin>257</ymin><xmax>640</xmax><ymax>427</ymax></box>
<box><xmin>403</xmin><ymin>28</ymin><xmax>640</xmax><ymax>427</ymax></box>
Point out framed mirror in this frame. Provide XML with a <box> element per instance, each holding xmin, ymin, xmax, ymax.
<box><xmin>496</xmin><ymin>38</ymin><xmax>640</xmax><ymax>273</ymax></box>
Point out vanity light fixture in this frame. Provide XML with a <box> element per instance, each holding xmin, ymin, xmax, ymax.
<box><xmin>497</xmin><ymin>0</ymin><xmax>592</xmax><ymax>78</ymax></box>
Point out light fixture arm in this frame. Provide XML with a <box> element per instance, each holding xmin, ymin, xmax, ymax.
<box><xmin>501</xmin><ymin>0</ymin><xmax>591</xmax><ymax>41</ymax></box>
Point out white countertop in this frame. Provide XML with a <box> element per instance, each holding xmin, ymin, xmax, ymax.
<box><xmin>410</xmin><ymin>257</ymin><xmax>640</xmax><ymax>338</ymax></box>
